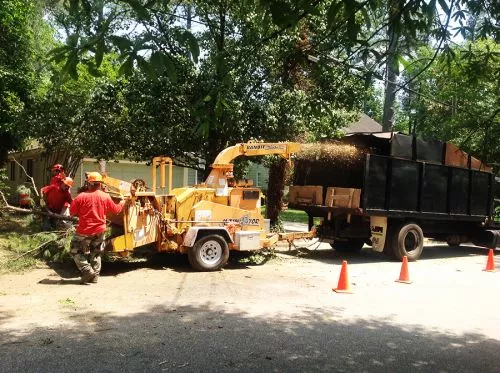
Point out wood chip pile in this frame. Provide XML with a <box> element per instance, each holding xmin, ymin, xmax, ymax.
<box><xmin>293</xmin><ymin>142</ymin><xmax>369</xmax><ymax>189</ymax></box>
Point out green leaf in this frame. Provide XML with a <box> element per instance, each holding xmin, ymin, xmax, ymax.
<box><xmin>69</xmin><ymin>0</ymin><xmax>79</xmax><ymax>14</ymax></box>
<box><xmin>427</xmin><ymin>0</ymin><xmax>436</xmax><ymax>21</ymax></box>
<box><xmin>67</xmin><ymin>33</ymin><xmax>79</xmax><ymax>48</ymax></box>
<box><xmin>118</xmin><ymin>56</ymin><xmax>134</xmax><ymax>76</ymax></box>
<box><xmin>47</xmin><ymin>46</ymin><xmax>69</xmax><ymax>63</ymax></box>
<box><xmin>86</xmin><ymin>61</ymin><xmax>101</xmax><ymax>77</ymax></box>
<box><xmin>95</xmin><ymin>38</ymin><xmax>105</xmax><ymax>67</ymax></box>
<box><xmin>398</xmin><ymin>54</ymin><xmax>409</xmax><ymax>70</ymax></box>
<box><xmin>63</xmin><ymin>52</ymin><xmax>79</xmax><ymax>80</ymax></box>
<box><xmin>136</xmin><ymin>55</ymin><xmax>155</xmax><ymax>78</ymax></box>
<box><xmin>150</xmin><ymin>51</ymin><xmax>177</xmax><ymax>82</ymax></box>
<box><xmin>150</xmin><ymin>51</ymin><xmax>165</xmax><ymax>72</ymax></box>
<box><xmin>185</xmin><ymin>31</ymin><xmax>200</xmax><ymax>63</ymax></box>
<box><xmin>124</xmin><ymin>0</ymin><xmax>151</xmax><ymax>20</ymax></box>
<box><xmin>163</xmin><ymin>55</ymin><xmax>177</xmax><ymax>83</ymax></box>
<box><xmin>360</xmin><ymin>8</ymin><xmax>371</xmax><ymax>30</ymax></box>
<box><xmin>110</xmin><ymin>35</ymin><xmax>133</xmax><ymax>52</ymax></box>
<box><xmin>269</xmin><ymin>2</ymin><xmax>294</xmax><ymax>27</ymax></box>
<box><xmin>437</xmin><ymin>0</ymin><xmax>449</xmax><ymax>14</ymax></box>
<box><xmin>327</xmin><ymin>2</ymin><xmax>343</xmax><ymax>28</ymax></box>
<box><xmin>203</xmin><ymin>95</ymin><xmax>212</xmax><ymax>102</ymax></box>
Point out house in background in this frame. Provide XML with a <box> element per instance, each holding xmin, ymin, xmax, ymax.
<box><xmin>6</xmin><ymin>148</ymin><xmax>198</xmax><ymax>198</ymax></box>
<box><xmin>244</xmin><ymin>113</ymin><xmax>383</xmax><ymax>190</ymax></box>
<box><xmin>5</xmin><ymin>114</ymin><xmax>381</xmax><ymax>199</ymax></box>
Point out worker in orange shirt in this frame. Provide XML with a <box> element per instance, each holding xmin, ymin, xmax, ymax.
<box><xmin>69</xmin><ymin>172</ymin><xmax>126</xmax><ymax>284</ymax></box>
<box><xmin>40</xmin><ymin>177</ymin><xmax>73</xmax><ymax>231</ymax></box>
<box><xmin>50</xmin><ymin>164</ymin><xmax>66</xmax><ymax>186</ymax></box>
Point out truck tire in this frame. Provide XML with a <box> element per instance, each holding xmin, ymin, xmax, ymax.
<box><xmin>188</xmin><ymin>235</ymin><xmax>229</xmax><ymax>271</ymax></box>
<box><xmin>389</xmin><ymin>222</ymin><xmax>424</xmax><ymax>261</ymax></box>
<box><xmin>331</xmin><ymin>239</ymin><xmax>364</xmax><ymax>252</ymax></box>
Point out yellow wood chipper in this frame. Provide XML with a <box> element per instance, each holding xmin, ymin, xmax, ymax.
<box><xmin>100</xmin><ymin>141</ymin><xmax>302</xmax><ymax>271</ymax></box>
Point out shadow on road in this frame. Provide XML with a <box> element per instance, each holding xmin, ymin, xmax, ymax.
<box><xmin>275</xmin><ymin>242</ymin><xmax>494</xmax><ymax>265</ymax></box>
<box><xmin>45</xmin><ymin>250</ymin><xmax>267</xmax><ymax>281</ymax></box>
<box><xmin>44</xmin><ymin>242</ymin><xmax>496</xmax><ymax>281</ymax></box>
<box><xmin>1</xmin><ymin>303</ymin><xmax>499</xmax><ymax>372</ymax></box>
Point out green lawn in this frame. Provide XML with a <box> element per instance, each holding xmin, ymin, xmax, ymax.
<box><xmin>261</xmin><ymin>207</ymin><xmax>314</xmax><ymax>224</ymax></box>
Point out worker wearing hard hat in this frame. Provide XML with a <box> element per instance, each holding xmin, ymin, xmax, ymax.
<box><xmin>50</xmin><ymin>164</ymin><xmax>66</xmax><ymax>186</ymax></box>
<box><xmin>69</xmin><ymin>172</ymin><xmax>126</xmax><ymax>284</ymax></box>
<box><xmin>40</xmin><ymin>176</ymin><xmax>74</xmax><ymax>231</ymax></box>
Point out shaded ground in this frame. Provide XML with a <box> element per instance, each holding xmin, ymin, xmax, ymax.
<box><xmin>1</xmin><ymin>243</ymin><xmax>500</xmax><ymax>372</ymax></box>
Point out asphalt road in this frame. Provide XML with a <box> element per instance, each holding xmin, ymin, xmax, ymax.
<box><xmin>1</xmin><ymin>241</ymin><xmax>499</xmax><ymax>373</ymax></box>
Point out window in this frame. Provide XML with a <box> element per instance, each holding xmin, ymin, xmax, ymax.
<box><xmin>9</xmin><ymin>161</ymin><xmax>15</xmax><ymax>181</ymax></box>
<box><xmin>26</xmin><ymin>159</ymin><xmax>34</xmax><ymax>181</ymax></box>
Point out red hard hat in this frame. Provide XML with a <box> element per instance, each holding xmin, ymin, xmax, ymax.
<box><xmin>52</xmin><ymin>164</ymin><xmax>64</xmax><ymax>171</ymax></box>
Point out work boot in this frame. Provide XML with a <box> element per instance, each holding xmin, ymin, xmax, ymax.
<box><xmin>80</xmin><ymin>272</ymin><xmax>95</xmax><ymax>284</ymax></box>
<box><xmin>90</xmin><ymin>275</ymin><xmax>99</xmax><ymax>283</ymax></box>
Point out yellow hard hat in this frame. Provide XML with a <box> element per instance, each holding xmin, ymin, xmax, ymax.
<box><xmin>62</xmin><ymin>177</ymin><xmax>74</xmax><ymax>187</ymax></box>
<box><xmin>87</xmin><ymin>172</ymin><xmax>103</xmax><ymax>182</ymax></box>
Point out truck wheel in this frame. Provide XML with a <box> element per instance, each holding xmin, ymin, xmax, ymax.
<box><xmin>331</xmin><ymin>239</ymin><xmax>364</xmax><ymax>252</ymax></box>
<box><xmin>188</xmin><ymin>235</ymin><xmax>229</xmax><ymax>271</ymax></box>
<box><xmin>389</xmin><ymin>223</ymin><xmax>424</xmax><ymax>261</ymax></box>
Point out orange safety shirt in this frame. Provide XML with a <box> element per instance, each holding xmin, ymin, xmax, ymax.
<box><xmin>40</xmin><ymin>184</ymin><xmax>72</xmax><ymax>213</ymax></box>
<box><xmin>70</xmin><ymin>189</ymin><xmax>123</xmax><ymax>235</ymax></box>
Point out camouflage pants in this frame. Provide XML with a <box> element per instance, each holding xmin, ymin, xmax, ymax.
<box><xmin>70</xmin><ymin>232</ymin><xmax>105</xmax><ymax>278</ymax></box>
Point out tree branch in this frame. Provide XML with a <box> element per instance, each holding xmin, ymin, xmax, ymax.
<box><xmin>395</xmin><ymin>0</ymin><xmax>456</xmax><ymax>94</ymax></box>
<box><xmin>12</xmin><ymin>157</ymin><xmax>39</xmax><ymax>197</ymax></box>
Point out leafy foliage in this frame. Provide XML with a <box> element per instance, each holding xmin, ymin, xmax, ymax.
<box><xmin>0</xmin><ymin>0</ymin><xmax>38</xmax><ymax>164</ymax></box>
<box><xmin>401</xmin><ymin>39</ymin><xmax>500</xmax><ymax>164</ymax></box>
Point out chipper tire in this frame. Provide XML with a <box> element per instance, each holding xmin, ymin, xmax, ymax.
<box><xmin>188</xmin><ymin>235</ymin><xmax>229</xmax><ymax>271</ymax></box>
<box><xmin>388</xmin><ymin>222</ymin><xmax>424</xmax><ymax>261</ymax></box>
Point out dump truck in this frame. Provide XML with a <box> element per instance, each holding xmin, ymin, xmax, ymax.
<box><xmin>289</xmin><ymin>132</ymin><xmax>500</xmax><ymax>261</ymax></box>
<box><xmin>100</xmin><ymin>141</ymin><xmax>301</xmax><ymax>271</ymax></box>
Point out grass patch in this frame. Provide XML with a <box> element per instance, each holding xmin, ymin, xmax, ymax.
<box><xmin>261</xmin><ymin>207</ymin><xmax>320</xmax><ymax>225</ymax></box>
<box><xmin>58</xmin><ymin>297</ymin><xmax>76</xmax><ymax>307</ymax></box>
<box><xmin>280</xmin><ymin>209</ymin><xmax>310</xmax><ymax>223</ymax></box>
<box><xmin>0</xmin><ymin>213</ymin><xmax>73</xmax><ymax>274</ymax></box>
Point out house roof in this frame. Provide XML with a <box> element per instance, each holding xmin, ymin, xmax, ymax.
<box><xmin>345</xmin><ymin>113</ymin><xmax>382</xmax><ymax>133</ymax></box>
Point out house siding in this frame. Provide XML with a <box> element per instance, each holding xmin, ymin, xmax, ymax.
<box><xmin>7</xmin><ymin>149</ymin><xmax>195</xmax><ymax>199</ymax></box>
<box><xmin>245</xmin><ymin>162</ymin><xmax>269</xmax><ymax>189</ymax></box>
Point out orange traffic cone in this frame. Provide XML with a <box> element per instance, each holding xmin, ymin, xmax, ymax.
<box><xmin>396</xmin><ymin>256</ymin><xmax>412</xmax><ymax>284</ymax></box>
<box><xmin>333</xmin><ymin>260</ymin><xmax>352</xmax><ymax>293</ymax></box>
<box><xmin>483</xmin><ymin>249</ymin><xmax>496</xmax><ymax>272</ymax></box>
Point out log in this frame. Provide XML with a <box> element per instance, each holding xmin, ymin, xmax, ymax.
<box><xmin>1</xmin><ymin>205</ymin><xmax>78</xmax><ymax>222</ymax></box>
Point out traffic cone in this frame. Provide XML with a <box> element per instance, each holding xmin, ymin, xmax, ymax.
<box><xmin>333</xmin><ymin>260</ymin><xmax>352</xmax><ymax>293</ymax></box>
<box><xmin>396</xmin><ymin>256</ymin><xmax>412</xmax><ymax>284</ymax></box>
<box><xmin>483</xmin><ymin>249</ymin><xmax>496</xmax><ymax>272</ymax></box>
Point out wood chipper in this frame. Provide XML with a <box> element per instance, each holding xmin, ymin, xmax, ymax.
<box><xmin>100</xmin><ymin>141</ymin><xmax>302</xmax><ymax>271</ymax></box>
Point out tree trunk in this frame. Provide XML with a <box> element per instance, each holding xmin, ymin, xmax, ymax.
<box><xmin>266</xmin><ymin>158</ymin><xmax>288</xmax><ymax>227</ymax></box>
<box><xmin>382</xmin><ymin>0</ymin><xmax>401</xmax><ymax>131</ymax></box>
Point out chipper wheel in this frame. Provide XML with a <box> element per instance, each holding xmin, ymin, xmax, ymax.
<box><xmin>188</xmin><ymin>235</ymin><xmax>229</xmax><ymax>271</ymax></box>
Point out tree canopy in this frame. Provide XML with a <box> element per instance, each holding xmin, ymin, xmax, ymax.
<box><xmin>1</xmin><ymin>0</ymin><xmax>498</xmax><ymax>173</ymax></box>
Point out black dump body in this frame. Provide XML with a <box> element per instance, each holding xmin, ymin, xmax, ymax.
<box><xmin>293</xmin><ymin>132</ymin><xmax>498</xmax><ymax>228</ymax></box>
